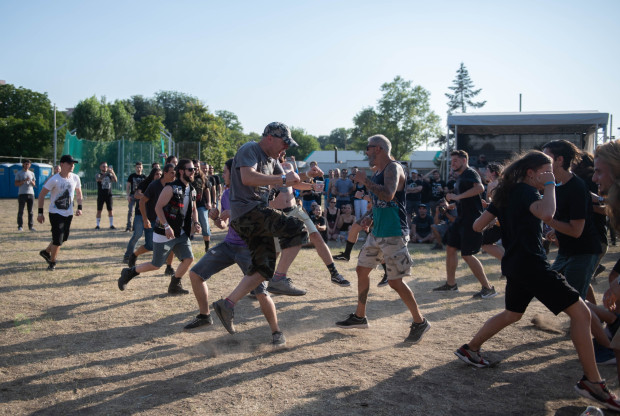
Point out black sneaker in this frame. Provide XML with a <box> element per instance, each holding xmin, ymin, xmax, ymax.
<box><xmin>128</xmin><ymin>253</ymin><xmax>137</xmax><ymax>268</ymax></box>
<box><xmin>125</xmin><ymin>226</ymin><xmax>131</xmax><ymax>232</ymax></box>
<box><xmin>433</xmin><ymin>282</ymin><xmax>459</xmax><ymax>292</ymax></box>
<box><xmin>336</xmin><ymin>313</ymin><xmax>369</xmax><ymax>329</ymax></box>
<box><xmin>472</xmin><ymin>286</ymin><xmax>498</xmax><ymax>299</ymax></box>
<box><xmin>165</xmin><ymin>265</ymin><xmax>175</xmax><ymax>277</ymax></box>
<box><xmin>184</xmin><ymin>314</ymin><xmax>213</xmax><ymax>330</ymax></box>
<box><xmin>47</xmin><ymin>262</ymin><xmax>56</xmax><ymax>271</ymax></box>
<box><xmin>575</xmin><ymin>375</ymin><xmax>620</xmax><ymax>411</ymax></box>
<box><xmin>168</xmin><ymin>279</ymin><xmax>189</xmax><ymax>295</ymax></box>
<box><xmin>39</xmin><ymin>250</ymin><xmax>52</xmax><ymax>265</ymax></box>
<box><xmin>377</xmin><ymin>274</ymin><xmax>389</xmax><ymax>287</ymax></box>
<box><xmin>455</xmin><ymin>344</ymin><xmax>490</xmax><ymax>368</ymax></box>
<box><xmin>272</xmin><ymin>331</ymin><xmax>286</xmax><ymax>346</ymax></box>
<box><xmin>405</xmin><ymin>318</ymin><xmax>431</xmax><ymax>344</ymax></box>
<box><xmin>110</xmin><ymin>225</ymin><xmax>116</xmax><ymax>230</ymax></box>
<box><xmin>331</xmin><ymin>274</ymin><xmax>351</xmax><ymax>287</ymax></box>
<box><xmin>593</xmin><ymin>264</ymin><xmax>606</xmax><ymax>279</ymax></box>
<box><xmin>118</xmin><ymin>267</ymin><xmax>137</xmax><ymax>291</ymax></box>
<box><xmin>212</xmin><ymin>299</ymin><xmax>236</xmax><ymax>334</ymax></box>
<box><xmin>95</xmin><ymin>225</ymin><xmax>100</xmax><ymax>230</ymax></box>
<box><xmin>333</xmin><ymin>253</ymin><xmax>350</xmax><ymax>261</ymax></box>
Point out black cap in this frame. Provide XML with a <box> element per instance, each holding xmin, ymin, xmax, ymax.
<box><xmin>59</xmin><ymin>155</ymin><xmax>79</xmax><ymax>164</ymax></box>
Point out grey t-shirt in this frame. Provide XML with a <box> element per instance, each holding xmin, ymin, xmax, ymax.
<box><xmin>16</xmin><ymin>170</ymin><xmax>35</xmax><ymax>195</ymax></box>
<box><xmin>335</xmin><ymin>178</ymin><xmax>353</xmax><ymax>201</ymax></box>
<box><xmin>230</xmin><ymin>141</ymin><xmax>283</xmax><ymax>220</ymax></box>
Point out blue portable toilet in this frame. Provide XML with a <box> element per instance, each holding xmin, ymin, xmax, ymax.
<box><xmin>7</xmin><ymin>163</ymin><xmax>23</xmax><ymax>198</ymax></box>
<box><xmin>31</xmin><ymin>163</ymin><xmax>53</xmax><ymax>197</ymax></box>
<box><xmin>0</xmin><ymin>163</ymin><xmax>11</xmax><ymax>198</ymax></box>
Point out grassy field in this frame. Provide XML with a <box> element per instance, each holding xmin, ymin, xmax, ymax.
<box><xmin>1</xmin><ymin>197</ymin><xmax>619</xmax><ymax>415</ymax></box>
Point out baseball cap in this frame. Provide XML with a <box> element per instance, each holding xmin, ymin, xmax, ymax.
<box><xmin>263</xmin><ymin>122</ymin><xmax>299</xmax><ymax>147</ymax></box>
<box><xmin>419</xmin><ymin>203</ymin><xmax>427</xmax><ymax>208</ymax></box>
<box><xmin>411</xmin><ymin>169</ymin><xmax>418</xmax><ymax>173</ymax></box>
<box><xmin>59</xmin><ymin>155</ymin><xmax>79</xmax><ymax>164</ymax></box>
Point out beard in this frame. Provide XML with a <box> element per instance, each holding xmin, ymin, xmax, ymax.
<box><xmin>183</xmin><ymin>173</ymin><xmax>193</xmax><ymax>182</ymax></box>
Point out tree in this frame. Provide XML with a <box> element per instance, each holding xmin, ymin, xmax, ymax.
<box><xmin>109</xmin><ymin>99</ymin><xmax>135</xmax><ymax>140</ymax></box>
<box><xmin>216</xmin><ymin>110</ymin><xmax>243</xmax><ymax>132</ymax></box>
<box><xmin>154</xmin><ymin>90</ymin><xmax>199</xmax><ymax>137</ymax></box>
<box><xmin>445</xmin><ymin>63</ymin><xmax>486</xmax><ymax>113</ymax></box>
<box><xmin>130</xmin><ymin>95</ymin><xmax>163</xmax><ymax>122</ymax></box>
<box><xmin>317</xmin><ymin>127</ymin><xmax>350</xmax><ymax>150</ymax></box>
<box><xmin>70</xmin><ymin>96</ymin><xmax>114</xmax><ymax>141</ymax></box>
<box><xmin>350</xmin><ymin>76</ymin><xmax>442</xmax><ymax>160</ymax></box>
<box><xmin>287</xmin><ymin>127</ymin><xmax>320</xmax><ymax>161</ymax></box>
<box><xmin>135</xmin><ymin>115</ymin><xmax>164</xmax><ymax>143</ymax></box>
<box><xmin>177</xmin><ymin>102</ymin><xmax>228</xmax><ymax>169</ymax></box>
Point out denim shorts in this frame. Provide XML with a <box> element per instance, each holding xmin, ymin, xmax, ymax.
<box><xmin>551</xmin><ymin>252</ymin><xmax>598</xmax><ymax>299</ymax></box>
<box><xmin>197</xmin><ymin>206</ymin><xmax>212</xmax><ymax>237</ymax></box>
<box><xmin>151</xmin><ymin>233</ymin><xmax>193</xmax><ymax>268</ymax></box>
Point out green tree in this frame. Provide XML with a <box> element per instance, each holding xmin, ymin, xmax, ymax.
<box><xmin>154</xmin><ymin>90</ymin><xmax>199</xmax><ymax>137</ymax></box>
<box><xmin>70</xmin><ymin>96</ymin><xmax>115</xmax><ymax>141</ymax></box>
<box><xmin>445</xmin><ymin>63</ymin><xmax>486</xmax><ymax>113</ymax></box>
<box><xmin>130</xmin><ymin>95</ymin><xmax>163</xmax><ymax>122</ymax></box>
<box><xmin>216</xmin><ymin>110</ymin><xmax>243</xmax><ymax>132</ymax></box>
<box><xmin>318</xmin><ymin>127</ymin><xmax>350</xmax><ymax>150</ymax></box>
<box><xmin>109</xmin><ymin>99</ymin><xmax>135</xmax><ymax>140</ymax></box>
<box><xmin>0</xmin><ymin>84</ymin><xmax>54</xmax><ymax>158</ymax></box>
<box><xmin>350</xmin><ymin>76</ymin><xmax>441</xmax><ymax>160</ymax></box>
<box><xmin>287</xmin><ymin>127</ymin><xmax>320</xmax><ymax>161</ymax></box>
<box><xmin>177</xmin><ymin>102</ymin><xmax>227</xmax><ymax>169</ymax></box>
<box><xmin>135</xmin><ymin>115</ymin><xmax>164</xmax><ymax>143</ymax></box>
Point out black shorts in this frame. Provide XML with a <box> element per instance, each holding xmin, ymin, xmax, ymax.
<box><xmin>505</xmin><ymin>267</ymin><xmax>580</xmax><ymax>315</ymax></box>
<box><xmin>446</xmin><ymin>219</ymin><xmax>482</xmax><ymax>256</ymax></box>
<box><xmin>482</xmin><ymin>225</ymin><xmax>502</xmax><ymax>245</ymax></box>
<box><xmin>49</xmin><ymin>213</ymin><xmax>73</xmax><ymax>246</ymax></box>
<box><xmin>97</xmin><ymin>193</ymin><xmax>113</xmax><ymax>211</ymax></box>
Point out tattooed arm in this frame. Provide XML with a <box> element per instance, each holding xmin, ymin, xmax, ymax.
<box><xmin>354</xmin><ymin>162</ymin><xmax>404</xmax><ymax>202</ymax></box>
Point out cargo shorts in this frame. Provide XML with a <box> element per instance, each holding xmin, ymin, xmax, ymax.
<box><xmin>357</xmin><ymin>234</ymin><xmax>412</xmax><ymax>280</ymax></box>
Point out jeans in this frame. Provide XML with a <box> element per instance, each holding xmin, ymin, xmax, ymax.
<box><xmin>124</xmin><ymin>215</ymin><xmax>145</xmax><ymax>258</ymax></box>
<box><xmin>197</xmin><ymin>206</ymin><xmax>211</xmax><ymax>237</ymax></box>
<box><xmin>127</xmin><ymin>197</ymin><xmax>136</xmax><ymax>229</ymax></box>
<box><xmin>353</xmin><ymin>199</ymin><xmax>367</xmax><ymax>221</ymax></box>
<box><xmin>17</xmin><ymin>194</ymin><xmax>34</xmax><ymax>229</ymax></box>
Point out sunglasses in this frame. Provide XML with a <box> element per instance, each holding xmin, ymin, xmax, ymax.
<box><xmin>366</xmin><ymin>145</ymin><xmax>378</xmax><ymax>151</ymax></box>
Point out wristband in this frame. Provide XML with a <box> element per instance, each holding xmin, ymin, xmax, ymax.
<box><xmin>282</xmin><ymin>175</ymin><xmax>287</xmax><ymax>186</ymax></box>
<box><xmin>77</xmin><ymin>204</ymin><xmax>83</xmax><ymax>210</ymax></box>
<box><xmin>38</xmin><ymin>208</ymin><xmax>43</xmax><ymax>215</ymax></box>
<box><xmin>543</xmin><ymin>181</ymin><xmax>555</xmax><ymax>186</ymax></box>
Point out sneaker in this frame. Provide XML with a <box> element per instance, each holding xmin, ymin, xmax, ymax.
<box><xmin>95</xmin><ymin>225</ymin><xmax>100</xmax><ymax>230</ymax></box>
<box><xmin>333</xmin><ymin>253</ymin><xmax>350</xmax><ymax>261</ymax></box>
<box><xmin>168</xmin><ymin>279</ymin><xmax>189</xmax><ymax>295</ymax></box>
<box><xmin>18</xmin><ymin>226</ymin><xmax>23</xmax><ymax>231</ymax></box>
<box><xmin>405</xmin><ymin>318</ymin><xmax>431</xmax><ymax>344</ymax></box>
<box><xmin>165</xmin><ymin>265</ymin><xmax>175</xmax><ymax>277</ymax></box>
<box><xmin>593</xmin><ymin>264</ymin><xmax>607</xmax><ymax>279</ymax></box>
<box><xmin>125</xmin><ymin>226</ymin><xmax>131</xmax><ymax>232</ymax></box>
<box><xmin>29</xmin><ymin>227</ymin><xmax>36</xmax><ymax>232</ymax></box>
<box><xmin>454</xmin><ymin>344</ymin><xmax>490</xmax><ymax>368</ymax></box>
<box><xmin>39</xmin><ymin>250</ymin><xmax>52</xmax><ymax>265</ymax></box>
<box><xmin>431</xmin><ymin>243</ymin><xmax>444</xmax><ymax>250</ymax></box>
<box><xmin>575</xmin><ymin>376</ymin><xmax>620</xmax><ymax>411</ymax></box>
<box><xmin>331</xmin><ymin>274</ymin><xmax>351</xmax><ymax>287</ymax></box>
<box><xmin>267</xmin><ymin>278</ymin><xmax>307</xmax><ymax>296</ymax></box>
<box><xmin>594</xmin><ymin>338</ymin><xmax>617</xmax><ymax>365</ymax></box>
<box><xmin>47</xmin><ymin>262</ymin><xmax>56</xmax><ymax>271</ymax></box>
<box><xmin>272</xmin><ymin>331</ymin><xmax>286</xmax><ymax>346</ymax></box>
<box><xmin>377</xmin><ymin>274</ymin><xmax>389</xmax><ymax>287</ymax></box>
<box><xmin>473</xmin><ymin>286</ymin><xmax>498</xmax><ymax>299</ymax></box>
<box><xmin>118</xmin><ymin>267</ymin><xmax>137</xmax><ymax>291</ymax></box>
<box><xmin>128</xmin><ymin>253</ymin><xmax>137</xmax><ymax>268</ymax></box>
<box><xmin>212</xmin><ymin>299</ymin><xmax>236</xmax><ymax>334</ymax></box>
<box><xmin>184</xmin><ymin>314</ymin><xmax>213</xmax><ymax>330</ymax></box>
<box><xmin>122</xmin><ymin>255</ymin><xmax>129</xmax><ymax>265</ymax></box>
<box><xmin>110</xmin><ymin>225</ymin><xmax>116</xmax><ymax>230</ymax></box>
<box><xmin>336</xmin><ymin>313</ymin><xmax>369</xmax><ymax>329</ymax></box>
<box><xmin>433</xmin><ymin>282</ymin><xmax>459</xmax><ymax>292</ymax></box>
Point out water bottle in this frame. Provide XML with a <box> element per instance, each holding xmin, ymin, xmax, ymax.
<box><xmin>580</xmin><ymin>406</ymin><xmax>604</xmax><ymax>416</ymax></box>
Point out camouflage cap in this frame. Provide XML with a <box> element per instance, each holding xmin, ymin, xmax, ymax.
<box><xmin>263</xmin><ymin>122</ymin><xmax>299</xmax><ymax>147</ymax></box>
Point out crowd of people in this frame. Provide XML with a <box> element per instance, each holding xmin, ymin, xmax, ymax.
<box><xmin>26</xmin><ymin>122</ymin><xmax>620</xmax><ymax>411</ymax></box>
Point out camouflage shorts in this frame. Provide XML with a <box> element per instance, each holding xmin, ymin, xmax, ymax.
<box><xmin>231</xmin><ymin>206</ymin><xmax>308</xmax><ymax>280</ymax></box>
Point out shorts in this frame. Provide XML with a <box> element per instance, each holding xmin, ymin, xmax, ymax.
<box><xmin>151</xmin><ymin>233</ymin><xmax>194</xmax><ymax>268</ymax></box>
<box><xmin>197</xmin><ymin>206</ymin><xmax>212</xmax><ymax>237</ymax></box>
<box><xmin>482</xmin><ymin>225</ymin><xmax>502</xmax><ymax>245</ymax></box>
<box><xmin>357</xmin><ymin>234</ymin><xmax>412</xmax><ymax>280</ymax></box>
<box><xmin>432</xmin><ymin>222</ymin><xmax>449</xmax><ymax>241</ymax></box>
<box><xmin>49</xmin><ymin>213</ymin><xmax>73</xmax><ymax>246</ymax></box>
<box><xmin>446</xmin><ymin>219</ymin><xmax>482</xmax><ymax>256</ymax></box>
<box><xmin>97</xmin><ymin>193</ymin><xmax>113</xmax><ymax>211</ymax></box>
<box><xmin>274</xmin><ymin>205</ymin><xmax>317</xmax><ymax>252</ymax></box>
<box><xmin>551</xmin><ymin>252</ymin><xmax>599</xmax><ymax>300</ymax></box>
<box><xmin>505</xmin><ymin>267</ymin><xmax>580</xmax><ymax>315</ymax></box>
<box><xmin>231</xmin><ymin>206</ymin><xmax>308</xmax><ymax>280</ymax></box>
<box><xmin>190</xmin><ymin>241</ymin><xmax>267</xmax><ymax>295</ymax></box>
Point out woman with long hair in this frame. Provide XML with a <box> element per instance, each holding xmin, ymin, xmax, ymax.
<box><xmin>193</xmin><ymin>159</ymin><xmax>212</xmax><ymax>252</ymax></box>
<box><xmin>456</xmin><ymin>150</ymin><xmax>620</xmax><ymax>411</ymax></box>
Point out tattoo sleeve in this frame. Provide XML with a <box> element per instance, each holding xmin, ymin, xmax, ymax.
<box><xmin>364</xmin><ymin>162</ymin><xmax>399</xmax><ymax>201</ymax></box>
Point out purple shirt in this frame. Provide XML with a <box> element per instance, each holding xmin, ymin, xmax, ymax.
<box><xmin>221</xmin><ymin>189</ymin><xmax>246</xmax><ymax>246</ymax></box>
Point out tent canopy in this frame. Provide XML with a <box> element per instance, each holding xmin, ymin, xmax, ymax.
<box><xmin>447</xmin><ymin>111</ymin><xmax>609</xmax><ymax>135</ymax></box>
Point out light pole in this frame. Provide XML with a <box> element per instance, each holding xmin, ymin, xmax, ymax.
<box><xmin>53</xmin><ymin>104</ymin><xmax>67</xmax><ymax>166</ymax></box>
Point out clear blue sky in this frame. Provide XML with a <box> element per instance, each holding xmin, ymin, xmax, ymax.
<box><xmin>2</xmin><ymin>0</ymin><xmax>619</xmax><ymax>139</ymax></box>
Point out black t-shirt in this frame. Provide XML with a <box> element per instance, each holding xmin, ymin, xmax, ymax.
<box><xmin>134</xmin><ymin>179</ymin><xmax>151</xmax><ymax>216</ymax></box>
<box><xmin>193</xmin><ymin>176</ymin><xmax>206</xmax><ymax>208</ymax></box>
<box><xmin>454</xmin><ymin>168</ymin><xmax>483</xmax><ymax>222</ymax></box>
<box><xmin>420</xmin><ymin>181</ymin><xmax>432</xmax><ymax>204</ymax></box>
<box><xmin>488</xmin><ymin>183</ymin><xmax>548</xmax><ymax>276</ymax></box>
<box><xmin>554</xmin><ymin>175</ymin><xmax>601</xmax><ymax>255</ymax></box>
<box><xmin>579</xmin><ymin>173</ymin><xmax>608</xmax><ymax>245</ymax></box>
<box><xmin>353</xmin><ymin>183</ymin><xmax>367</xmax><ymax>200</ymax></box>
<box><xmin>413</xmin><ymin>214</ymin><xmax>434</xmax><ymax>236</ymax></box>
<box><xmin>429</xmin><ymin>179</ymin><xmax>446</xmax><ymax>202</ymax></box>
<box><xmin>127</xmin><ymin>173</ymin><xmax>146</xmax><ymax>196</ymax></box>
<box><xmin>143</xmin><ymin>180</ymin><xmax>165</xmax><ymax>223</ymax></box>
<box><xmin>96</xmin><ymin>172</ymin><xmax>114</xmax><ymax>196</ymax></box>
<box><xmin>209</xmin><ymin>175</ymin><xmax>221</xmax><ymax>197</ymax></box>
<box><xmin>406</xmin><ymin>179</ymin><xmax>423</xmax><ymax>202</ymax></box>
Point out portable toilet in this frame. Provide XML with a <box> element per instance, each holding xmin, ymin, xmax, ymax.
<box><xmin>31</xmin><ymin>163</ymin><xmax>53</xmax><ymax>197</ymax></box>
<box><xmin>0</xmin><ymin>163</ymin><xmax>11</xmax><ymax>198</ymax></box>
<box><xmin>7</xmin><ymin>163</ymin><xmax>23</xmax><ymax>198</ymax></box>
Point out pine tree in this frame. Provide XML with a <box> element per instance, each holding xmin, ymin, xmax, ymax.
<box><xmin>445</xmin><ymin>63</ymin><xmax>486</xmax><ymax>113</ymax></box>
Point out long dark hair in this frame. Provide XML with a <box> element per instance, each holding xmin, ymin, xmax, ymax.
<box><xmin>142</xmin><ymin>167</ymin><xmax>162</xmax><ymax>189</ymax></box>
<box><xmin>492</xmin><ymin>150</ymin><xmax>552</xmax><ymax>209</ymax></box>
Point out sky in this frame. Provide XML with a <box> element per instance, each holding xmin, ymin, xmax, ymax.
<box><xmin>2</xmin><ymin>0</ymin><xmax>619</xmax><ymax>141</ymax></box>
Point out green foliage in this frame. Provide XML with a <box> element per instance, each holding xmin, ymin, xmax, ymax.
<box><xmin>350</xmin><ymin>76</ymin><xmax>442</xmax><ymax>160</ymax></box>
<box><xmin>0</xmin><ymin>84</ymin><xmax>54</xmax><ymax>158</ymax></box>
<box><xmin>216</xmin><ymin>110</ymin><xmax>243</xmax><ymax>132</ymax></box>
<box><xmin>317</xmin><ymin>127</ymin><xmax>350</xmax><ymax>150</ymax></box>
<box><xmin>70</xmin><ymin>96</ymin><xmax>115</xmax><ymax>141</ymax></box>
<box><xmin>177</xmin><ymin>102</ymin><xmax>227</xmax><ymax>169</ymax></box>
<box><xmin>287</xmin><ymin>127</ymin><xmax>320</xmax><ymax>160</ymax></box>
<box><xmin>109</xmin><ymin>99</ymin><xmax>135</xmax><ymax>140</ymax></box>
<box><xmin>130</xmin><ymin>95</ymin><xmax>164</xmax><ymax>122</ymax></box>
<box><xmin>445</xmin><ymin>63</ymin><xmax>486</xmax><ymax>114</ymax></box>
<box><xmin>135</xmin><ymin>115</ymin><xmax>164</xmax><ymax>143</ymax></box>
<box><xmin>155</xmin><ymin>90</ymin><xmax>199</xmax><ymax>137</ymax></box>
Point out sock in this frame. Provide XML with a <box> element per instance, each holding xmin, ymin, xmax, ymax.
<box><xmin>343</xmin><ymin>240</ymin><xmax>355</xmax><ymax>257</ymax></box>
<box><xmin>198</xmin><ymin>313</ymin><xmax>210</xmax><ymax>319</ymax></box>
<box><xmin>129</xmin><ymin>267</ymin><xmax>140</xmax><ymax>277</ymax></box>
<box><xmin>170</xmin><ymin>276</ymin><xmax>181</xmax><ymax>284</ymax></box>
<box><xmin>204</xmin><ymin>240</ymin><xmax>210</xmax><ymax>252</ymax></box>
<box><xmin>327</xmin><ymin>263</ymin><xmax>338</xmax><ymax>277</ymax></box>
<box><xmin>272</xmin><ymin>272</ymin><xmax>286</xmax><ymax>282</ymax></box>
<box><xmin>225</xmin><ymin>298</ymin><xmax>236</xmax><ymax>308</ymax></box>
<box><xmin>96</xmin><ymin>218</ymin><xmax>101</xmax><ymax>226</ymax></box>
<box><xmin>381</xmin><ymin>263</ymin><xmax>387</xmax><ymax>273</ymax></box>
<box><xmin>109</xmin><ymin>217</ymin><xmax>114</xmax><ymax>226</ymax></box>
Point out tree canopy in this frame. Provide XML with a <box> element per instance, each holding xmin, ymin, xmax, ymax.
<box><xmin>445</xmin><ymin>63</ymin><xmax>486</xmax><ymax>113</ymax></box>
<box><xmin>70</xmin><ymin>96</ymin><xmax>115</xmax><ymax>142</ymax></box>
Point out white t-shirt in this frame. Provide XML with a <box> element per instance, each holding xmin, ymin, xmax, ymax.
<box><xmin>44</xmin><ymin>173</ymin><xmax>81</xmax><ymax>217</ymax></box>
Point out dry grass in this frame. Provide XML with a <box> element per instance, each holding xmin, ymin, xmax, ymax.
<box><xmin>1</xmin><ymin>198</ymin><xmax>619</xmax><ymax>415</ymax></box>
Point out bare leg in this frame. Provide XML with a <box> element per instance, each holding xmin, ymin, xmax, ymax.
<box><xmin>310</xmin><ymin>232</ymin><xmax>334</xmax><ymax>265</ymax></box>
<box><xmin>462</xmin><ymin>254</ymin><xmax>492</xmax><ymax>289</ymax></box>
<box><xmin>388</xmin><ymin>278</ymin><xmax>424</xmax><ymax>323</ymax></box>
<box><xmin>354</xmin><ymin>266</ymin><xmax>372</xmax><ymax>317</ymax></box>
<box><xmin>482</xmin><ymin>244</ymin><xmax>504</xmax><ymax>261</ymax></box>
<box><xmin>227</xmin><ymin>273</ymin><xmax>266</xmax><ymax>304</ymax></box>
<box><xmin>274</xmin><ymin>245</ymin><xmax>302</xmax><ymax>274</ymax></box>
<box><xmin>166</xmin><ymin>251</ymin><xmax>174</xmax><ymax>266</ymax></box>
<box><xmin>49</xmin><ymin>244</ymin><xmax>60</xmax><ymax>262</ymax></box>
<box><xmin>256</xmin><ymin>293</ymin><xmax>280</xmax><ymax>333</ymax></box>
<box><xmin>134</xmin><ymin>245</ymin><xmax>149</xmax><ymax>256</ymax></box>
<box><xmin>135</xmin><ymin>262</ymin><xmax>160</xmax><ymax>274</ymax></box>
<box><xmin>468</xmin><ymin>309</ymin><xmax>522</xmax><ymax>350</ymax></box>
<box><xmin>189</xmin><ymin>271</ymin><xmax>209</xmax><ymax>315</ymax></box>
<box><xmin>564</xmin><ymin>300</ymin><xmax>602</xmax><ymax>383</ymax></box>
<box><xmin>174</xmin><ymin>257</ymin><xmax>193</xmax><ymax>278</ymax></box>
<box><xmin>446</xmin><ymin>245</ymin><xmax>458</xmax><ymax>285</ymax></box>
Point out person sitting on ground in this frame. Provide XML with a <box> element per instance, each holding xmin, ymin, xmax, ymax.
<box><xmin>411</xmin><ymin>204</ymin><xmax>434</xmax><ymax>243</ymax></box>
<box><xmin>336</xmin><ymin>203</ymin><xmax>355</xmax><ymax>244</ymax></box>
<box><xmin>325</xmin><ymin>197</ymin><xmax>341</xmax><ymax>241</ymax></box>
<box><xmin>311</xmin><ymin>204</ymin><xmax>328</xmax><ymax>242</ymax></box>
<box><xmin>430</xmin><ymin>198</ymin><xmax>456</xmax><ymax>251</ymax></box>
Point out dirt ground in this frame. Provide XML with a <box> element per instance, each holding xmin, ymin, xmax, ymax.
<box><xmin>1</xmin><ymin>198</ymin><xmax>619</xmax><ymax>415</ymax></box>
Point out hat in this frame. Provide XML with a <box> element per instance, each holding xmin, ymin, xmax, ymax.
<box><xmin>418</xmin><ymin>204</ymin><xmax>427</xmax><ymax>208</ymax></box>
<box><xmin>411</xmin><ymin>169</ymin><xmax>418</xmax><ymax>174</ymax></box>
<box><xmin>263</xmin><ymin>122</ymin><xmax>299</xmax><ymax>147</ymax></box>
<box><xmin>59</xmin><ymin>155</ymin><xmax>79</xmax><ymax>164</ymax></box>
